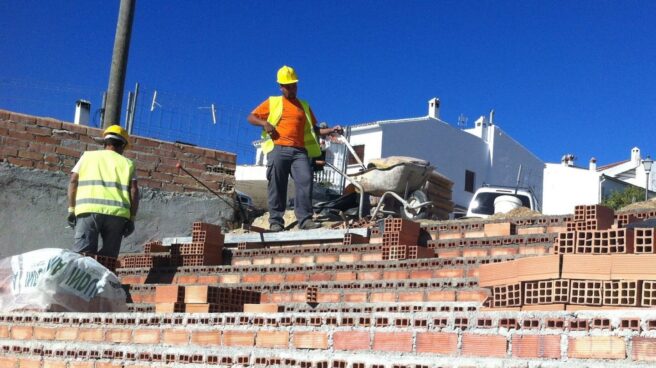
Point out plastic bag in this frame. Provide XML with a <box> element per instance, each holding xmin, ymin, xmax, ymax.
<box><xmin>0</xmin><ymin>248</ymin><xmax>128</xmax><ymax>312</ymax></box>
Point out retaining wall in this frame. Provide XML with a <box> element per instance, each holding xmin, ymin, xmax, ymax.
<box><xmin>0</xmin><ymin>109</ymin><xmax>237</xmax><ymax>257</ymax></box>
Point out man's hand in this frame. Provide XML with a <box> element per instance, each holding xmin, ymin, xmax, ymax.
<box><xmin>263</xmin><ymin>122</ymin><xmax>275</xmax><ymax>134</ymax></box>
<box><xmin>123</xmin><ymin>220</ymin><xmax>135</xmax><ymax>238</ymax></box>
<box><xmin>67</xmin><ymin>212</ymin><xmax>76</xmax><ymax>229</ymax></box>
<box><xmin>262</xmin><ymin>122</ymin><xmax>279</xmax><ymax>139</ymax></box>
<box><xmin>319</xmin><ymin>124</ymin><xmax>343</xmax><ymax>136</ymax></box>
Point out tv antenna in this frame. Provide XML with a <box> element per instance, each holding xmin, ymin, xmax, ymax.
<box><xmin>150</xmin><ymin>90</ymin><xmax>162</xmax><ymax>112</ymax></box>
<box><xmin>457</xmin><ymin>114</ymin><xmax>468</xmax><ymax>129</ymax></box>
<box><xmin>198</xmin><ymin>103</ymin><xmax>217</xmax><ymax>124</ymax></box>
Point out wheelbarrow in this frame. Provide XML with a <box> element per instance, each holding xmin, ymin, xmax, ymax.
<box><xmin>318</xmin><ymin>135</ymin><xmax>434</xmax><ymax>220</ymax></box>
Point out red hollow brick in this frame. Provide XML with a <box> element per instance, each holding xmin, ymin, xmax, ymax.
<box><xmin>223</xmin><ymin>330</ymin><xmax>256</xmax><ymax>347</ymax></box>
<box><xmin>162</xmin><ymin>329</ymin><xmax>189</xmax><ymax>345</ymax></box>
<box><xmin>17</xmin><ymin>358</ymin><xmax>40</xmax><ymax>368</ymax></box>
<box><xmin>191</xmin><ymin>331</ymin><xmax>221</xmax><ymax>346</ymax></box>
<box><xmin>416</xmin><ymin>332</ymin><xmax>458</xmax><ymax>354</ymax></box>
<box><xmin>632</xmin><ymin>337</ymin><xmax>656</xmax><ymax>362</ymax></box>
<box><xmin>78</xmin><ymin>328</ymin><xmax>104</xmax><ymax>342</ymax></box>
<box><xmin>372</xmin><ymin>332</ymin><xmax>413</xmax><ymax>352</ymax></box>
<box><xmin>293</xmin><ymin>331</ymin><xmax>329</xmax><ymax>349</ymax></box>
<box><xmin>11</xmin><ymin>326</ymin><xmax>33</xmax><ymax>340</ymax></box>
<box><xmin>106</xmin><ymin>329</ymin><xmax>131</xmax><ymax>343</ymax></box>
<box><xmin>512</xmin><ymin>334</ymin><xmax>561</xmax><ymax>359</ymax></box>
<box><xmin>333</xmin><ymin>331</ymin><xmax>370</xmax><ymax>351</ymax></box>
<box><xmin>461</xmin><ymin>333</ymin><xmax>507</xmax><ymax>357</ymax></box>
<box><xmin>256</xmin><ymin>330</ymin><xmax>289</xmax><ymax>348</ymax></box>
<box><xmin>133</xmin><ymin>329</ymin><xmax>160</xmax><ymax>344</ymax></box>
<box><xmin>568</xmin><ymin>336</ymin><xmax>626</xmax><ymax>359</ymax></box>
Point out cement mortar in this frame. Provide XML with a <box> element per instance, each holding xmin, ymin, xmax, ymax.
<box><xmin>0</xmin><ymin>163</ymin><xmax>234</xmax><ymax>258</ymax></box>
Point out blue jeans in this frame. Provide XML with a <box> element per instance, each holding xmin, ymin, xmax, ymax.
<box><xmin>266</xmin><ymin>145</ymin><xmax>313</xmax><ymax>227</ymax></box>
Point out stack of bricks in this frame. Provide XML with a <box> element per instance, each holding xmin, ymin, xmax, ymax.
<box><xmin>381</xmin><ymin>218</ymin><xmax>433</xmax><ymax>260</ymax></box>
<box><xmin>481</xmin><ymin>241</ymin><xmax>656</xmax><ymax>310</ymax></box>
<box><xmin>80</xmin><ymin>252</ymin><xmax>119</xmax><ymax>273</ymax></box>
<box><xmin>119</xmin><ymin>222</ymin><xmax>223</xmax><ymax>268</ymax></box>
<box><xmin>155</xmin><ymin>284</ymin><xmax>260</xmax><ymax>313</ymax></box>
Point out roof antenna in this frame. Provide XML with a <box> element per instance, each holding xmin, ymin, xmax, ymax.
<box><xmin>150</xmin><ymin>90</ymin><xmax>162</xmax><ymax>112</ymax></box>
<box><xmin>198</xmin><ymin>103</ymin><xmax>218</xmax><ymax>124</ymax></box>
<box><xmin>457</xmin><ymin>114</ymin><xmax>468</xmax><ymax>129</ymax></box>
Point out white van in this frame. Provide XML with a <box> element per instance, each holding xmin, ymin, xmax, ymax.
<box><xmin>466</xmin><ymin>186</ymin><xmax>539</xmax><ymax>218</ymax></box>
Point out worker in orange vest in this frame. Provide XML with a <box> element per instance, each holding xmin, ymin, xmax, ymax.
<box><xmin>247</xmin><ymin>65</ymin><xmax>342</xmax><ymax>232</ymax></box>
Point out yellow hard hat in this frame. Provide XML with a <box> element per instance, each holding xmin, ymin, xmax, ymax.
<box><xmin>103</xmin><ymin>125</ymin><xmax>130</xmax><ymax>147</ymax></box>
<box><xmin>277</xmin><ymin>65</ymin><xmax>299</xmax><ymax>85</ymax></box>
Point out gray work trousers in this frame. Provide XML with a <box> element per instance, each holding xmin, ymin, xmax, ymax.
<box><xmin>72</xmin><ymin>213</ymin><xmax>128</xmax><ymax>258</ymax></box>
<box><xmin>266</xmin><ymin>145</ymin><xmax>313</xmax><ymax>227</ymax></box>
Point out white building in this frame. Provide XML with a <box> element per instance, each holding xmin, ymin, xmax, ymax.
<box><xmin>240</xmin><ymin>98</ymin><xmax>544</xmax><ymax>214</ymax></box>
<box><xmin>543</xmin><ymin>148</ymin><xmax>654</xmax><ymax>215</ymax></box>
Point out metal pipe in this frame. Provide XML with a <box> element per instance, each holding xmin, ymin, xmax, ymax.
<box><xmin>325</xmin><ymin>162</ymin><xmax>365</xmax><ymax>219</ymax></box>
<box><xmin>175</xmin><ymin>162</ymin><xmax>247</xmax><ymax>225</ymax></box>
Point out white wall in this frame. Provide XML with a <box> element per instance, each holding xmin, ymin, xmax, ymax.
<box><xmin>345</xmin><ymin>126</ymin><xmax>383</xmax><ymax>172</ymax></box>
<box><xmin>235</xmin><ymin>165</ymin><xmax>267</xmax><ymax>181</ymax></box>
<box><xmin>379</xmin><ymin>120</ymin><xmax>490</xmax><ymax>209</ymax></box>
<box><xmin>543</xmin><ymin>163</ymin><xmax>600</xmax><ymax>215</ymax></box>
<box><xmin>486</xmin><ymin>126</ymin><xmax>545</xmax><ymax>205</ymax></box>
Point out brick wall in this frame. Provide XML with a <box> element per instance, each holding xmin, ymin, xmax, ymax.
<box><xmin>0</xmin><ymin>109</ymin><xmax>236</xmax><ymax>193</ymax></box>
<box><xmin>2</xmin><ymin>311</ymin><xmax>656</xmax><ymax>365</ymax></box>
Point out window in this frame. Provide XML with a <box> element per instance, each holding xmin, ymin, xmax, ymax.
<box><xmin>465</xmin><ymin>170</ymin><xmax>475</xmax><ymax>193</ymax></box>
<box><xmin>348</xmin><ymin>145</ymin><xmax>365</xmax><ymax>166</ymax></box>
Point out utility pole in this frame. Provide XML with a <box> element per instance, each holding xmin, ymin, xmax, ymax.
<box><xmin>103</xmin><ymin>0</ymin><xmax>136</xmax><ymax>128</ymax></box>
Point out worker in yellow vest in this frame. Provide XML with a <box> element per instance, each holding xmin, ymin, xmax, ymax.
<box><xmin>67</xmin><ymin>125</ymin><xmax>139</xmax><ymax>258</ymax></box>
<box><xmin>247</xmin><ymin>65</ymin><xmax>342</xmax><ymax>232</ymax></box>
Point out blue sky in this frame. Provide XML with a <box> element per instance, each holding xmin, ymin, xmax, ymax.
<box><xmin>1</xmin><ymin>1</ymin><xmax>655</xmax><ymax>165</ymax></box>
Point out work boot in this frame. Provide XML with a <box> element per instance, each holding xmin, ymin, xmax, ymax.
<box><xmin>299</xmin><ymin>220</ymin><xmax>321</xmax><ymax>230</ymax></box>
<box><xmin>269</xmin><ymin>223</ymin><xmax>284</xmax><ymax>232</ymax></box>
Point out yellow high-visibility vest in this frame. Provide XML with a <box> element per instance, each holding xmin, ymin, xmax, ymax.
<box><xmin>74</xmin><ymin>150</ymin><xmax>134</xmax><ymax>219</ymax></box>
<box><xmin>260</xmin><ymin>96</ymin><xmax>321</xmax><ymax>158</ymax></box>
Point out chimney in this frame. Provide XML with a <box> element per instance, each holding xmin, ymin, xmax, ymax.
<box><xmin>561</xmin><ymin>154</ymin><xmax>575</xmax><ymax>167</ymax></box>
<box><xmin>74</xmin><ymin>100</ymin><xmax>91</xmax><ymax>125</ymax></box>
<box><xmin>428</xmin><ymin>98</ymin><xmax>440</xmax><ymax>119</ymax></box>
<box><xmin>631</xmin><ymin>147</ymin><xmax>641</xmax><ymax>163</ymax></box>
<box><xmin>589</xmin><ymin>157</ymin><xmax>597</xmax><ymax>171</ymax></box>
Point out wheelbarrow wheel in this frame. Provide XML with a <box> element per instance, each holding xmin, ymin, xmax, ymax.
<box><xmin>400</xmin><ymin>190</ymin><xmax>429</xmax><ymax>220</ymax></box>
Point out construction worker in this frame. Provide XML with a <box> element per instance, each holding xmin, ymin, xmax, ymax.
<box><xmin>247</xmin><ymin>65</ymin><xmax>342</xmax><ymax>232</ymax></box>
<box><xmin>67</xmin><ymin>125</ymin><xmax>139</xmax><ymax>258</ymax></box>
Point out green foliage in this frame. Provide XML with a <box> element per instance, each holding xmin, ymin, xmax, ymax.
<box><xmin>602</xmin><ymin>186</ymin><xmax>645</xmax><ymax>210</ymax></box>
